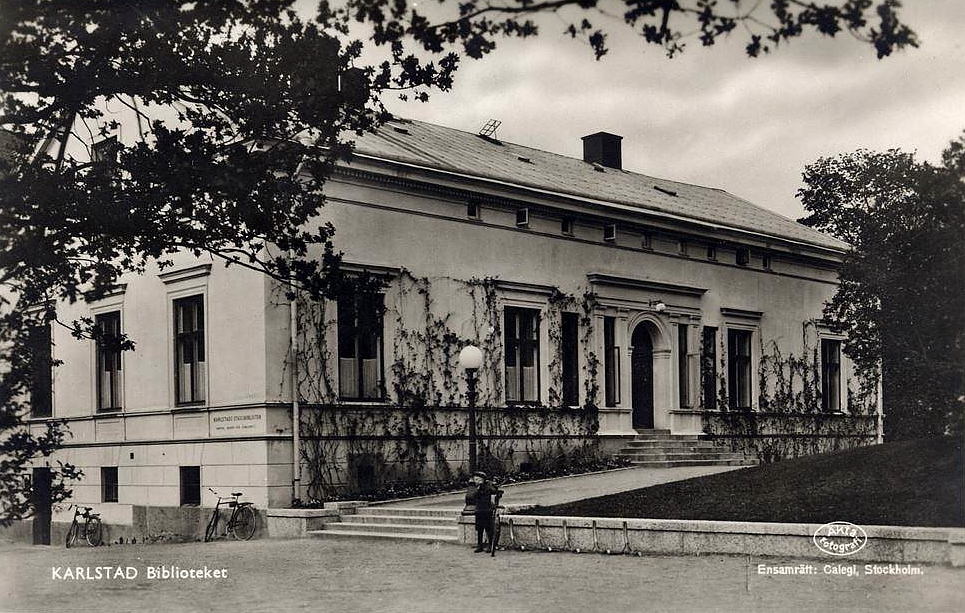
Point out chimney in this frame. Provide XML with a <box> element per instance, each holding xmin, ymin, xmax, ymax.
<box><xmin>581</xmin><ymin>132</ymin><xmax>623</xmax><ymax>170</ymax></box>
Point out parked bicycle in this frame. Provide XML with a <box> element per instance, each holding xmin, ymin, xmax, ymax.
<box><xmin>65</xmin><ymin>505</ymin><xmax>103</xmax><ymax>548</ymax></box>
<box><xmin>203</xmin><ymin>488</ymin><xmax>256</xmax><ymax>542</ymax></box>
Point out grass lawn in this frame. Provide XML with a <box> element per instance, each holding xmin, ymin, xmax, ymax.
<box><xmin>527</xmin><ymin>437</ymin><xmax>964</xmax><ymax>527</ymax></box>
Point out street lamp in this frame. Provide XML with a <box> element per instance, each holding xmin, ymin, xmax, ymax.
<box><xmin>458</xmin><ymin>344</ymin><xmax>483</xmax><ymax>474</ymax></box>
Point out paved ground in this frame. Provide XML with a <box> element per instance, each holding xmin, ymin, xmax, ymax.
<box><xmin>378</xmin><ymin>465</ymin><xmax>744</xmax><ymax>511</ymax></box>
<box><xmin>1</xmin><ymin>536</ymin><xmax>962</xmax><ymax>613</ymax></box>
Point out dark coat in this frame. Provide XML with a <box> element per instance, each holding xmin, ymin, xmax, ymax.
<box><xmin>464</xmin><ymin>481</ymin><xmax>499</xmax><ymax>517</ymax></box>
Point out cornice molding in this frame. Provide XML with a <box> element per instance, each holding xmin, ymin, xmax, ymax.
<box><xmin>720</xmin><ymin>307</ymin><xmax>764</xmax><ymax>320</ymax></box>
<box><xmin>158</xmin><ymin>263</ymin><xmax>212</xmax><ymax>285</ymax></box>
<box><xmin>586</xmin><ymin>273</ymin><xmax>707</xmax><ymax>297</ymax></box>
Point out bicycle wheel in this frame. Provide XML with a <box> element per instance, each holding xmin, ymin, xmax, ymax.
<box><xmin>65</xmin><ymin>522</ymin><xmax>78</xmax><ymax>549</ymax></box>
<box><xmin>204</xmin><ymin>509</ymin><xmax>219</xmax><ymax>542</ymax></box>
<box><xmin>230</xmin><ymin>505</ymin><xmax>256</xmax><ymax>541</ymax></box>
<box><xmin>85</xmin><ymin>517</ymin><xmax>103</xmax><ymax>547</ymax></box>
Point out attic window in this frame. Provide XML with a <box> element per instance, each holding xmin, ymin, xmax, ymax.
<box><xmin>467</xmin><ymin>201</ymin><xmax>481</xmax><ymax>220</ymax></box>
<box><xmin>392</xmin><ymin>127</ymin><xmax>410</xmax><ymax>135</ymax></box>
<box><xmin>641</xmin><ymin>233</ymin><xmax>652</xmax><ymax>250</ymax></box>
<box><xmin>516</xmin><ymin>208</ymin><xmax>529</xmax><ymax>228</ymax></box>
<box><xmin>762</xmin><ymin>253</ymin><xmax>772</xmax><ymax>270</ymax></box>
<box><xmin>653</xmin><ymin>185</ymin><xmax>677</xmax><ymax>197</ymax></box>
<box><xmin>603</xmin><ymin>224</ymin><xmax>617</xmax><ymax>243</ymax></box>
<box><xmin>678</xmin><ymin>240</ymin><xmax>689</xmax><ymax>256</ymax></box>
<box><xmin>706</xmin><ymin>245</ymin><xmax>717</xmax><ymax>260</ymax></box>
<box><xmin>736</xmin><ymin>247</ymin><xmax>750</xmax><ymax>266</ymax></box>
<box><xmin>517</xmin><ymin>156</ymin><xmax>533</xmax><ymax>164</ymax></box>
<box><xmin>561</xmin><ymin>218</ymin><xmax>574</xmax><ymax>236</ymax></box>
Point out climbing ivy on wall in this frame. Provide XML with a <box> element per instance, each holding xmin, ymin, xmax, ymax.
<box><xmin>703</xmin><ymin>322</ymin><xmax>879</xmax><ymax>462</ymax></box>
<box><xmin>281</xmin><ymin>272</ymin><xmax>605</xmax><ymax>501</ymax></box>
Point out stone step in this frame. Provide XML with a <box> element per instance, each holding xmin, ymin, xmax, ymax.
<box><xmin>617</xmin><ymin>452</ymin><xmax>747</xmax><ymax>461</ymax></box>
<box><xmin>323</xmin><ymin>521</ymin><xmax>459</xmax><ymax>536</ymax></box>
<box><xmin>634</xmin><ymin>429</ymin><xmax>671</xmax><ymax>435</ymax></box>
<box><xmin>632</xmin><ymin>433</ymin><xmax>701</xmax><ymax>441</ymax></box>
<box><xmin>307</xmin><ymin>529</ymin><xmax>459</xmax><ymax>543</ymax></box>
<box><xmin>628</xmin><ymin>459</ymin><xmax>758</xmax><ymax>468</ymax></box>
<box><xmin>354</xmin><ymin>507</ymin><xmax>462</xmax><ymax>518</ymax></box>
<box><xmin>349</xmin><ymin>514</ymin><xmax>457</xmax><ymax>526</ymax></box>
<box><xmin>623</xmin><ymin>440</ymin><xmax>722</xmax><ymax>449</ymax></box>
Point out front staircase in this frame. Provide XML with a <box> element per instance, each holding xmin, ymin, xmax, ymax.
<box><xmin>307</xmin><ymin>506</ymin><xmax>461</xmax><ymax>543</ymax></box>
<box><xmin>614</xmin><ymin>429</ymin><xmax>758</xmax><ymax>468</ymax></box>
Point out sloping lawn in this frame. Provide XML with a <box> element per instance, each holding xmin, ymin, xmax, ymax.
<box><xmin>527</xmin><ymin>437</ymin><xmax>963</xmax><ymax>527</ymax></box>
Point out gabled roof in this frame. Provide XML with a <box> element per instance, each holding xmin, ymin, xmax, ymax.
<box><xmin>349</xmin><ymin>118</ymin><xmax>847</xmax><ymax>252</ymax></box>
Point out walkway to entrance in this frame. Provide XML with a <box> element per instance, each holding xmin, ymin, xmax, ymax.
<box><xmin>376</xmin><ymin>464</ymin><xmax>744</xmax><ymax>511</ymax></box>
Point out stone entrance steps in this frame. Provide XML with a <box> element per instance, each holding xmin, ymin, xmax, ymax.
<box><xmin>615</xmin><ymin>429</ymin><xmax>758</xmax><ymax>468</ymax></box>
<box><xmin>307</xmin><ymin>506</ymin><xmax>461</xmax><ymax>543</ymax></box>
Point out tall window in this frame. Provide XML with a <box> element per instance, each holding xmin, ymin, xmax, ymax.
<box><xmin>678</xmin><ymin>324</ymin><xmax>689</xmax><ymax>407</ymax></box>
<box><xmin>179</xmin><ymin>466</ymin><xmax>201</xmax><ymax>506</ymax></box>
<box><xmin>701</xmin><ymin>326</ymin><xmax>718</xmax><ymax>411</ymax></box>
<box><xmin>338</xmin><ymin>293</ymin><xmax>385</xmax><ymax>401</ymax></box>
<box><xmin>821</xmin><ymin>339</ymin><xmax>842</xmax><ymax>412</ymax></box>
<box><xmin>95</xmin><ymin>311</ymin><xmax>122</xmax><ymax>411</ymax></box>
<box><xmin>603</xmin><ymin>316</ymin><xmax>620</xmax><ymax>407</ymax></box>
<box><xmin>27</xmin><ymin>322</ymin><xmax>52</xmax><ymax>418</ymax></box>
<box><xmin>101</xmin><ymin>467</ymin><xmax>118</xmax><ymax>503</ymax></box>
<box><xmin>174</xmin><ymin>295</ymin><xmax>206</xmax><ymax>405</ymax></box>
<box><xmin>504</xmin><ymin>307</ymin><xmax>540</xmax><ymax>403</ymax></box>
<box><xmin>727</xmin><ymin>329</ymin><xmax>752</xmax><ymax>409</ymax></box>
<box><xmin>561</xmin><ymin>312</ymin><xmax>579</xmax><ymax>406</ymax></box>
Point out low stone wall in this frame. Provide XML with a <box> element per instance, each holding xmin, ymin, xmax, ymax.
<box><xmin>3</xmin><ymin>505</ymin><xmax>269</xmax><ymax>545</ymax></box>
<box><xmin>457</xmin><ymin>515</ymin><xmax>965</xmax><ymax>567</ymax></box>
<box><xmin>266</xmin><ymin>502</ymin><xmax>367</xmax><ymax>538</ymax></box>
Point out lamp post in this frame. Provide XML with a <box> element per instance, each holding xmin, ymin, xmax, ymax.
<box><xmin>458</xmin><ymin>344</ymin><xmax>483</xmax><ymax>474</ymax></box>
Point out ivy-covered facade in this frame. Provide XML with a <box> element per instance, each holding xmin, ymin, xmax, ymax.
<box><xmin>272</xmin><ymin>119</ymin><xmax>881</xmax><ymax>501</ymax></box>
<box><xmin>24</xmin><ymin>118</ymin><xmax>881</xmax><ymax>523</ymax></box>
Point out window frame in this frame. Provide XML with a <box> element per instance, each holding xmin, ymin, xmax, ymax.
<box><xmin>504</xmin><ymin>306</ymin><xmax>541</xmax><ymax>405</ymax></box>
<box><xmin>727</xmin><ymin>328</ymin><xmax>753</xmax><ymax>410</ymax></box>
<box><xmin>560</xmin><ymin>311</ymin><xmax>580</xmax><ymax>407</ymax></box>
<box><xmin>27</xmin><ymin>320</ymin><xmax>53</xmax><ymax>418</ymax></box>
<box><xmin>101</xmin><ymin>466</ymin><xmax>119</xmax><ymax>503</ymax></box>
<box><xmin>701</xmin><ymin>326</ymin><xmax>718</xmax><ymax>411</ymax></box>
<box><xmin>337</xmin><ymin>293</ymin><xmax>386</xmax><ymax>402</ymax></box>
<box><xmin>678</xmin><ymin>323</ymin><xmax>689</xmax><ymax>407</ymax></box>
<box><xmin>95</xmin><ymin>311</ymin><xmax>123</xmax><ymax>412</ymax></box>
<box><xmin>821</xmin><ymin>338</ymin><xmax>843</xmax><ymax>412</ymax></box>
<box><xmin>173</xmin><ymin>294</ymin><xmax>206</xmax><ymax>406</ymax></box>
<box><xmin>603</xmin><ymin>316</ymin><xmax>621</xmax><ymax>407</ymax></box>
<box><xmin>179</xmin><ymin>466</ymin><xmax>201</xmax><ymax>506</ymax></box>
<box><xmin>467</xmin><ymin>201</ymin><xmax>481</xmax><ymax>220</ymax></box>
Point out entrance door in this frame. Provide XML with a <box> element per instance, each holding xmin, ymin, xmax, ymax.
<box><xmin>631</xmin><ymin>325</ymin><xmax>654</xmax><ymax>429</ymax></box>
<box><xmin>31</xmin><ymin>467</ymin><xmax>52</xmax><ymax>545</ymax></box>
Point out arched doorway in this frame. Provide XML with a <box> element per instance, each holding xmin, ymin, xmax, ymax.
<box><xmin>631</xmin><ymin>324</ymin><xmax>655</xmax><ymax>429</ymax></box>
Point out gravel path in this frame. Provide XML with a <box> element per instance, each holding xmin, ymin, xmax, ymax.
<box><xmin>2</xmin><ymin>536</ymin><xmax>961</xmax><ymax>613</ymax></box>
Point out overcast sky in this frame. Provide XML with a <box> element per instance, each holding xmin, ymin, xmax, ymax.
<box><xmin>343</xmin><ymin>0</ymin><xmax>965</xmax><ymax>221</ymax></box>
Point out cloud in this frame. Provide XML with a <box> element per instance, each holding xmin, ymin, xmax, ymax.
<box><xmin>376</xmin><ymin>1</ymin><xmax>965</xmax><ymax>219</ymax></box>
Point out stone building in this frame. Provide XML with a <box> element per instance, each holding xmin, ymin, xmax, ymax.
<box><xmin>20</xmin><ymin>118</ymin><xmax>880</xmax><ymax>537</ymax></box>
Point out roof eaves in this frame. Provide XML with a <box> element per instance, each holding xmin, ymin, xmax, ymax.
<box><xmin>347</xmin><ymin>151</ymin><xmax>849</xmax><ymax>257</ymax></box>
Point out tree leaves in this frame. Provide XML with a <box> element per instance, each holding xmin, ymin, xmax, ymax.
<box><xmin>798</xmin><ymin>134</ymin><xmax>965</xmax><ymax>439</ymax></box>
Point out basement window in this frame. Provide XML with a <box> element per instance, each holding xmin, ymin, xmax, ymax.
<box><xmin>179</xmin><ymin>466</ymin><xmax>201</xmax><ymax>506</ymax></box>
